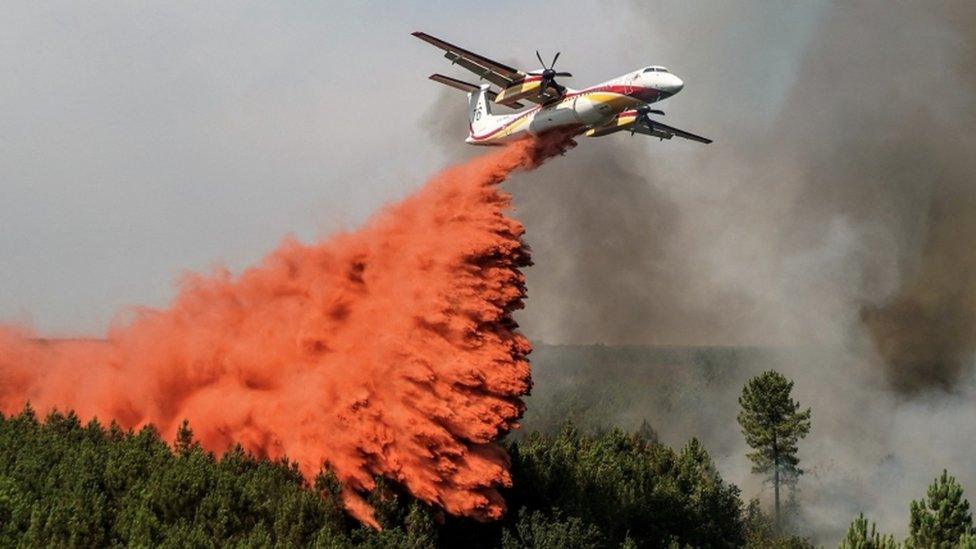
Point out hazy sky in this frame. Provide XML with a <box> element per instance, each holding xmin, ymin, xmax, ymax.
<box><xmin>0</xmin><ymin>1</ymin><xmax>822</xmax><ymax>335</ymax></box>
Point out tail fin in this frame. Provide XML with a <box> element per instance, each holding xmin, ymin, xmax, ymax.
<box><xmin>467</xmin><ymin>84</ymin><xmax>494</xmax><ymax>136</ymax></box>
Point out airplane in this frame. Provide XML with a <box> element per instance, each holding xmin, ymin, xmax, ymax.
<box><xmin>412</xmin><ymin>32</ymin><xmax>712</xmax><ymax>146</ymax></box>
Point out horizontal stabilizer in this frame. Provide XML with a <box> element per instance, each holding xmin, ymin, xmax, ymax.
<box><xmin>428</xmin><ymin>74</ymin><xmax>525</xmax><ymax>108</ymax></box>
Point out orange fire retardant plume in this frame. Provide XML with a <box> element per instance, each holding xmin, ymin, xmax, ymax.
<box><xmin>0</xmin><ymin>135</ymin><xmax>574</xmax><ymax>527</ymax></box>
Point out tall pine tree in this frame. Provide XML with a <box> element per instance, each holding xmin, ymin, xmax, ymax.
<box><xmin>737</xmin><ymin>370</ymin><xmax>811</xmax><ymax>527</ymax></box>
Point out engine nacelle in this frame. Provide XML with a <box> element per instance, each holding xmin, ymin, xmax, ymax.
<box><xmin>584</xmin><ymin>110</ymin><xmax>638</xmax><ymax>137</ymax></box>
<box><xmin>494</xmin><ymin>77</ymin><xmax>544</xmax><ymax>106</ymax></box>
<box><xmin>571</xmin><ymin>95</ymin><xmax>615</xmax><ymax>126</ymax></box>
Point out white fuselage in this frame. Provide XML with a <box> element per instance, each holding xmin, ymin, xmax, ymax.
<box><xmin>466</xmin><ymin>67</ymin><xmax>684</xmax><ymax>145</ymax></box>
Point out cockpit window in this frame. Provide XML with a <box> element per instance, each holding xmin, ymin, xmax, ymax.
<box><xmin>642</xmin><ymin>67</ymin><xmax>670</xmax><ymax>73</ymax></box>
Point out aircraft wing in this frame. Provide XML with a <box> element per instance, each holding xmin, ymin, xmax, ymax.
<box><xmin>632</xmin><ymin>118</ymin><xmax>713</xmax><ymax>144</ymax></box>
<box><xmin>412</xmin><ymin>32</ymin><xmax>525</xmax><ymax>88</ymax></box>
<box><xmin>413</xmin><ymin>31</ymin><xmax>561</xmax><ymax>105</ymax></box>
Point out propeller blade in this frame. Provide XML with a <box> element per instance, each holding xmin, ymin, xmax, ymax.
<box><xmin>552</xmin><ymin>52</ymin><xmax>560</xmax><ymax>67</ymax></box>
<box><xmin>553</xmin><ymin>72</ymin><xmax>573</xmax><ymax>77</ymax></box>
<box><xmin>536</xmin><ymin>50</ymin><xmax>545</xmax><ymax>68</ymax></box>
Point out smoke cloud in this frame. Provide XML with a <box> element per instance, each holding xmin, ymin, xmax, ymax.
<box><xmin>0</xmin><ymin>138</ymin><xmax>570</xmax><ymax>527</ymax></box>
<box><xmin>748</xmin><ymin>4</ymin><xmax>976</xmax><ymax>536</ymax></box>
<box><xmin>771</xmin><ymin>2</ymin><xmax>976</xmax><ymax>392</ymax></box>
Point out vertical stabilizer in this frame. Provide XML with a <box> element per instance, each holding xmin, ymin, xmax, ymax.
<box><xmin>467</xmin><ymin>84</ymin><xmax>495</xmax><ymax>138</ymax></box>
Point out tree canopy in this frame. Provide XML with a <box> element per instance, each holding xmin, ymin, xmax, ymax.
<box><xmin>0</xmin><ymin>405</ymin><xmax>787</xmax><ymax>548</ymax></box>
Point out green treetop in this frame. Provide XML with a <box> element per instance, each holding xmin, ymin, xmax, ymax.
<box><xmin>907</xmin><ymin>469</ymin><xmax>973</xmax><ymax>548</ymax></box>
<box><xmin>840</xmin><ymin>513</ymin><xmax>898</xmax><ymax>549</ymax></box>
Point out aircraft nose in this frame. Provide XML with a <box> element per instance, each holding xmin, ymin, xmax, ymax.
<box><xmin>664</xmin><ymin>74</ymin><xmax>684</xmax><ymax>95</ymax></box>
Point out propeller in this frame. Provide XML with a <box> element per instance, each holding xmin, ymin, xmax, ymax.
<box><xmin>534</xmin><ymin>51</ymin><xmax>572</xmax><ymax>97</ymax></box>
<box><xmin>630</xmin><ymin>105</ymin><xmax>665</xmax><ymax>135</ymax></box>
